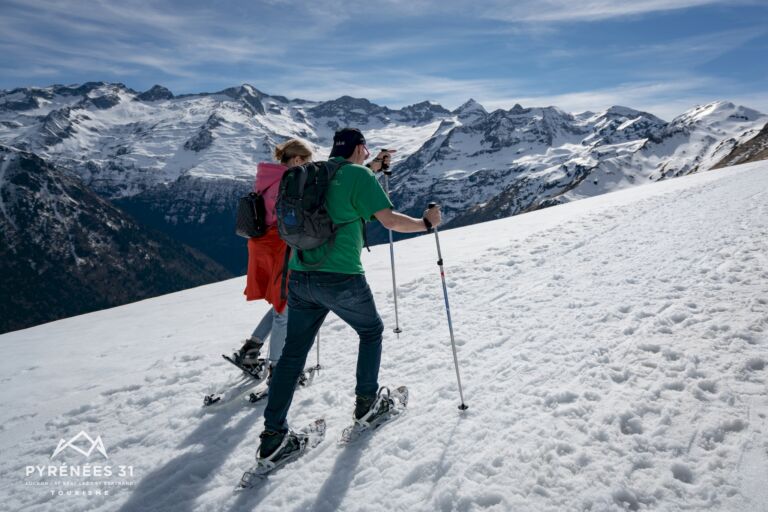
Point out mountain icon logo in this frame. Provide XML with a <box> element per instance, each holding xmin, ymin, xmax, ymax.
<box><xmin>50</xmin><ymin>431</ymin><xmax>108</xmax><ymax>460</ymax></box>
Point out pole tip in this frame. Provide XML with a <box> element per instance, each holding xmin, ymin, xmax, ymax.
<box><xmin>458</xmin><ymin>404</ymin><xmax>468</xmax><ymax>411</ymax></box>
<box><xmin>393</xmin><ymin>327</ymin><xmax>402</xmax><ymax>334</ymax></box>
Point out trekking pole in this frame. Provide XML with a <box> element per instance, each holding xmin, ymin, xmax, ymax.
<box><xmin>427</xmin><ymin>202</ymin><xmax>468</xmax><ymax>411</ymax></box>
<box><xmin>382</xmin><ymin>162</ymin><xmax>403</xmax><ymax>337</ymax></box>
<box><xmin>315</xmin><ymin>330</ymin><xmax>321</xmax><ymax>371</ymax></box>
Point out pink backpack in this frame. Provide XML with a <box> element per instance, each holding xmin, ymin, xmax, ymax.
<box><xmin>254</xmin><ymin>162</ymin><xmax>287</xmax><ymax>227</ymax></box>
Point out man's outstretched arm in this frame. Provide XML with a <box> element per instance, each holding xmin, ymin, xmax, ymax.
<box><xmin>374</xmin><ymin>206</ymin><xmax>442</xmax><ymax>234</ymax></box>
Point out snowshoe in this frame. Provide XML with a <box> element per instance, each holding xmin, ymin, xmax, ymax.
<box><xmin>340</xmin><ymin>386</ymin><xmax>408</xmax><ymax>444</ymax></box>
<box><xmin>237</xmin><ymin>419</ymin><xmax>326</xmax><ymax>489</ymax></box>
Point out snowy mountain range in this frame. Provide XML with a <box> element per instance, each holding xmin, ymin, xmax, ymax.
<box><xmin>1</xmin><ymin>160</ymin><xmax>766</xmax><ymax>511</ymax></box>
<box><xmin>388</xmin><ymin>100</ymin><xmax>767</xmax><ymax>229</ymax></box>
<box><xmin>1</xmin><ymin>81</ymin><xmax>767</xmax><ymax>331</ymax></box>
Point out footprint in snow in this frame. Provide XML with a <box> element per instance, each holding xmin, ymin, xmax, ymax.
<box><xmin>638</xmin><ymin>343</ymin><xmax>661</xmax><ymax>354</ymax></box>
<box><xmin>610</xmin><ymin>369</ymin><xmax>631</xmax><ymax>383</ymax></box>
<box><xmin>671</xmin><ymin>463</ymin><xmax>694</xmax><ymax>484</ymax></box>
<box><xmin>662</xmin><ymin>381</ymin><xmax>685</xmax><ymax>391</ymax></box>
<box><xmin>619</xmin><ymin>413</ymin><xmax>643</xmax><ymax>435</ymax></box>
<box><xmin>544</xmin><ymin>391</ymin><xmax>579</xmax><ymax>408</ymax></box>
<box><xmin>699</xmin><ymin>419</ymin><xmax>747</xmax><ymax>449</ymax></box>
<box><xmin>101</xmin><ymin>384</ymin><xmax>142</xmax><ymax>396</ymax></box>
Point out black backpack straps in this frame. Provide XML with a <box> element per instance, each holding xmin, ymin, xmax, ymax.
<box><xmin>361</xmin><ymin>219</ymin><xmax>370</xmax><ymax>252</ymax></box>
<box><xmin>327</xmin><ymin>158</ymin><xmax>349</xmax><ymax>179</ymax></box>
<box><xmin>296</xmin><ymin>164</ymin><xmax>309</xmax><ymax>193</ymax></box>
<box><xmin>279</xmin><ymin>246</ymin><xmax>292</xmax><ymax>301</ymax></box>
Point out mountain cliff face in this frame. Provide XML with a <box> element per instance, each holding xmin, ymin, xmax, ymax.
<box><xmin>0</xmin><ymin>145</ymin><xmax>230</xmax><ymax>334</ymax></box>
<box><xmin>1</xmin><ymin>83</ymin><xmax>766</xmax><ymax>276</ymax></box>
<box><xmin>712</xmin><ymin>122</ymin><xmax>768</xmax><ymax>169</ymax></box>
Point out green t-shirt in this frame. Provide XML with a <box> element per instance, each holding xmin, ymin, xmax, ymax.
<box><xmin>288</xmin><ymin>158</ymin><xmax>394</xmax><ymax>274</ymax></box>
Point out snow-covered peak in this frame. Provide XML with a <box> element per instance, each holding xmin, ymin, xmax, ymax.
<box><xmin>310</xmin><ymin>95</ymin><xmax>387</xmax><ymax>119</ymax></box>
<box><xmin>81</xmin><ymin>83</ymin><xmax>133</xmax><ymax>109</ymax></box>
<box><xmin>605</xmin><ymin>105</ymin><xmax>642</xmax><ymax>116</ymax></box>
<box><xmin>672</xmin><ymin>101</ymin><xmax>763</xmax><ymax>127</ymax></box>
<box><xmin>580</xmin><ymin>106</ymin><xmax>667</xmax><ymax>146</ymax></box>
<box><xmin>405</xmin><ymin>100</ymin><xmax>448</xmax><ymax>111</ymax></box>
<box><xmin>215</xmin><ymin>84</ymin><xmax>264</xmax><ymax>99</ymax></box>
<box><xmin>452</xmin><ymin>98</ymin><xmax>488</xmax><ymax>121</ymax></box>
<box><xmin>600</xmin><ymin>105</ymin><xmax>663</xmax><ymax>122</ymax></box>
<box><xmin>136</xmin><ymin>84</ymin><xmax>174</xmax><ymax>102</ymax></box>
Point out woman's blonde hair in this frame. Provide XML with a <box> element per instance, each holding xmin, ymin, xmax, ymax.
<box><xmin>274</xmin><ymin>138</ymin><xmax>312</xmax><ymax>164</ymax></box>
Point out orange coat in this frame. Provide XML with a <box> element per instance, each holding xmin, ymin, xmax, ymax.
<box><xmin>244</xmin><ymin>226</ymin><xmax>288</xmax><ymax>313</ymax></box>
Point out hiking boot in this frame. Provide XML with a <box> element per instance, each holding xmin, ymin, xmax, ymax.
<box><xmin>354</xmin><ymin>387</ymin><xmax>392</xmax><ymax>424</ymax></box>
<box><xmin>236</xmin><ymin>337</ymin><xmax>263</xmax><ymax>368</ymax></box>
<box><xmin>354</xmin><ymin>395</ymin><xmax>375</xmax><ymax>420</ymax></box>
<box><xmin>258</xmin><ymin>430</ymin><xmax>301</xmax><ymax>461</ymax></box>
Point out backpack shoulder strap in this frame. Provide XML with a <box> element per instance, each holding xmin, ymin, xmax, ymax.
<box><xmin>361</xmin><ymin>219</ymin><xmax>370</xmax><ymax>252</ymax></box>
<box><xmin>279</xmin><ymin>247</ymin><xmax>291</xmax><ymax>300</ymax></box>
<box><xmin>322</xmin><ymin>159</ymin><xmax>349</xmax><ymax>185</ymax></box>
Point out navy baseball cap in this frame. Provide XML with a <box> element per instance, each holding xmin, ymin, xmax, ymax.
<box><xmin>329</xmin><ymin>128</ymin><xmax>366</xmax><ymax>158</ymax></box>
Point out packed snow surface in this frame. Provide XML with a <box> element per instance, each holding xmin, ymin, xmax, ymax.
<box><xmin>1</xmin><ymin>162</ymin><xmax>768</xmax><ymax>511</ymax></box>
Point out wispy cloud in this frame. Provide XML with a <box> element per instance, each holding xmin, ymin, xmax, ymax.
<box><xmin>1</xmin><ymin>0</ymin><xmax>766</xmax><ymax>122</ymax></box>
<box><xmin>0</xmin><ymin>0</ymin><xmax>295</xmax><ymax>79</ymax></box>
<box><xmin>611</xmin><ymin>27</ymin><xmax>767</xmax><ymax>66</ymax></box>
<box><xmin>480</xmin><ymin>0</ymin><xmax>744</xmax><ymax>23</ymax></box>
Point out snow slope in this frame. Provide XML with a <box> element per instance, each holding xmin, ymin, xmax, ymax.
<box><xmin>1</xmin><ymin>161</ymin><xmax>767</xmax><ymax>511</ymax></box>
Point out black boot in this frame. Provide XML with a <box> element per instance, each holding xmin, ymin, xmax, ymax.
<box><xmin>237</xmin><ymin>337</ymin><xmax>263</xmax><ymax>368</ymax></box>
<box><xmin>354</xmin><ymin>395</ymin><xmax>375</xmax><ymax>420</ymax></box>
<box><xmin>258</xmin><ymin>430</ymin><xmax>300</xmax><ymax>461</ymax></box>
<box><xmin>354</xmin><ymin>387</ymin><xmax>392</xmax><ymax>424</ymax></box>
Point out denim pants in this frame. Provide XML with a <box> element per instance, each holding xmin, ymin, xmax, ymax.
<box><xmin>251</xmin><ymin>308</ymin><xmax>288</xmax><ymax>366</ymax></box>
<box><xmin>264</xmin><ymin>271</ymin><xmax>384</xmax><ymax>433</ymax></box>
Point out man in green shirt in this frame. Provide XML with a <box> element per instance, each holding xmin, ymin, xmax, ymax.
<box><xmin>259</xmin><ymin>128</ymin><xmax>442</xmax><ymax>462</ymax></box>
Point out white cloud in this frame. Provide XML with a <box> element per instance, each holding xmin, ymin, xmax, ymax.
<box><xmin>479</xmin><ymin>0</ymin><xmax>743</xmax><ymax>23</ymax></box>
<box><xmin>0</xmin><ymin>0</ymin><xmax>289</xmax><ymax>76</ymax></box>
<box><xmin>2</xmin><ymin>0</ymin><xmax>766</xmax><ymax>122</ymax></box>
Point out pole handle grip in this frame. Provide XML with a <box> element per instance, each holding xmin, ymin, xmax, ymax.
<box><xmin>425</xmin><ymin>202</ymin><xmax>439</xmax><ymax>233</ymax></box>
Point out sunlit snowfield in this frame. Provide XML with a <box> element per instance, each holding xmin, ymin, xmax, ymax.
<box><xmin>1</xmin><ymin>161</ymin><xmax>767</xmax><ymax>512</ymax></box>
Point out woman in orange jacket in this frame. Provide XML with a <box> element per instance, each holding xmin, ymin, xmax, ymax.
<box><xmin>237</xmin><ymin>139</ymin><xmax>313</xmax><ymax>379</ymax></box>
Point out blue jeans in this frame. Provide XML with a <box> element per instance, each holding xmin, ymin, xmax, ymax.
<box><xmin>251</xmin><ymin>308</ymin><xmax>288</xmax><ymax>366</ymax></box>
<box><xmin>264</xmin><ymin>271</ymin><xmax>384</xmax><ymax>433</ymax></box>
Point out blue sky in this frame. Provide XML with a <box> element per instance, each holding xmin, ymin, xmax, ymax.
<box><xmin>1</xmin><ymin>0</ymin><xmax>767</xmax><ymax>120</ymax></box>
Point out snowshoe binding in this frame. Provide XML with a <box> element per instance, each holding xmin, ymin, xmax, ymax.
<box><xmin>340</xmin><ymin>386</ymin><xmax>408</xmax><ymax>444</ymax></box>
